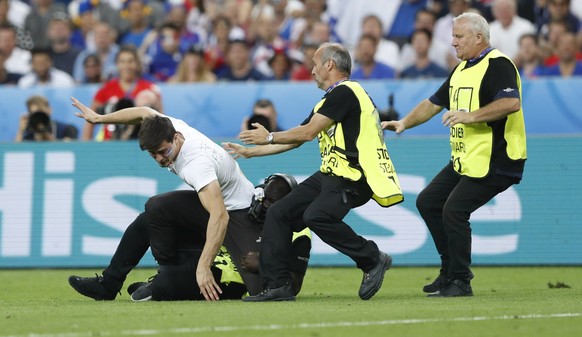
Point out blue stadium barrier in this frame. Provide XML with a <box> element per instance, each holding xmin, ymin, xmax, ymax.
<box><xmin>1</xmin><ymin>136</ymin><xmax>580</xmax><ymax>268</ymax></box>
<box><xmin>1</xmin><ymin>78</ymin><xmax>582</xmax><ymax>142</ymax></box>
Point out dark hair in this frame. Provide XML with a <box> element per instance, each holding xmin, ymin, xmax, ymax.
<box><xmin>359</xmin><ymin>33</ymin><xmax>379</xmax><ymax>45</ymax></box>
<box><xmin>247</xmin><ymin>114</ymin><xmax>272</xmax><ymax>132</ymax></box>
<box><xmin>138</xmin><ymin>115</ymin><xmax>176</xmax><ymax>151</ymax></box>
<box><xmin>31</xmin><ymin>48</ymin><xmax>52</xmax><ymax>57</ymax></box>
<box><xmin>409</xmin><ymin>28</ymin><xmax>433</xmax><ymax>43</ymax></box>
<box><xmin>83</xmin><ymin>53</ymin><xmax>101</xmax><ymax>67</ymax></box>
<box><xmin>253</xmin><ymin>98</ymin><xmax>274</xmax><ymax>109</ymax></box>
<box><xmin>519</xmin><ymin>33</ymin><xmax>538</xmax><ymax>46</ymax></box>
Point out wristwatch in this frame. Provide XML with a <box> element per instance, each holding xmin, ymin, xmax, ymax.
<box><xmin>266</xmin><ymin>132</ymin><xmax>274</xmax><ymax>144</ymax></box>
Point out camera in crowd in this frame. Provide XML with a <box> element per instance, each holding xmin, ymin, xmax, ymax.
<box><xmin>378</xmin><ymin>93</ymin><xmax>399</xmax><ymax>122</ymax></box>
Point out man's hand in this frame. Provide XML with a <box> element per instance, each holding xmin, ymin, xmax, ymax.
<box><xmin>442</xmin><ymin>110</ymin><xmax>471</xmax><ymax>127</ymax></box>
<box><xmin>222</xmin><ymin>142</ymin><xmax>252</xmax><ymax>159</ymax></box>
<box><xmin>196</xmin><ymin>265</ymin><xmax>222</xmax><ymax>301</ymax></box>
<box><xmin>239</xmin><ymin>123</ymin><xmax>270</xmax><ymax>145</ymax></box>
<box><xmin>71</xmin><ymin>97</ymin><xmax>101</xmax><ymax>124</ymax></box>
<box><xmin>381</xmin><ymin>120</ymin><xmax>406</xmax><ymax>134</ymax></box>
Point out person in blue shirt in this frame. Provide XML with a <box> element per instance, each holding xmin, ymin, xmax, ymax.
<box><xmin>400</xmin><ymin>28</ymin><xmax>449</xmax><ymax>79</ymax></box>
<box><xmin>350</xmin><ymin>34</ymin><xmax>396</xmax><ymax>80</ymax></box>
<box><xmin>217</xmin><ymin>39</ymin><xmax>268</xmax><ymax>82</ymax></box>
<box><xmin>541</xmin><ymin>32</ymin><xmax>582</xmax><ymax>77</ymax></box>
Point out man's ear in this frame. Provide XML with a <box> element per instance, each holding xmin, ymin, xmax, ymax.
<box><xmin>326</xmin><ymin>59</ymin><xmax>334</xmax><ymax>71</ymax></box>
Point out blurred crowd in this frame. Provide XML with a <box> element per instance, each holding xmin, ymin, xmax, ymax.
<box><xmin>4</xmin><ymin>0</ymin><xmax>582</xmax><ymax>141</ymax></box>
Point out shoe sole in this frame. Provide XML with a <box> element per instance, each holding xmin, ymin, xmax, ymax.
<box><xmin>426</xmin><ymin>292</ymin><xmax>474</xmax><ymax>298</ymax></box>
<box><xmin>359</xmin><ymin>254</ymin><xmax>393</xmax><ymax>300</ymax></box>
<box><xmin>131</xmin><ymin>294</ymin><xmax>153</xmax><ymax>302</ymax></box>
<box><xmin>242</xmin><ymin>296</ymin><xmax>296</xmax><ymax>302</ymax></box>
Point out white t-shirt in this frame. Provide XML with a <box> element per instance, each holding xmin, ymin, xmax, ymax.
<box><xmin>489</xmin><ymin>16</ymin><xmax>535</xmax><ymax>60</ymax></box>
<box><xmin>167</xmin><ymin>117</ymin><xmax>255</xmax><ymax>211</ymax></box>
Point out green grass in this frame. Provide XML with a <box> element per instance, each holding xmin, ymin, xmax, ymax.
<box><xmin>1</xmin><ymin>266</ymin><xmax>581</xmax><ymax>337</ymax></box>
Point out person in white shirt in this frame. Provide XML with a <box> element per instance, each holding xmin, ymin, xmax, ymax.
<box><xmin>17</xmin><ymin>48</ymin><xmax>74</xmax><ymax>88</ymax></box>
<box><xmin>489</xmin><ymin>0</ymin><xmax>536</xmax><ymax>60</ymax></box>
<box><xmin>68</xmin><ymin>98</ymin><xmax>311</xmax><ymax>302</ymax></box>
<box><xmin>0</xmin><ymin>23</ymin><xmax>30</xmax><ymax>74</ymax></box>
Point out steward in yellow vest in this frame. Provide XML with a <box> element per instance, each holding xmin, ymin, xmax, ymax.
<box><xmin>381</xmin><ymin>12</ymin><xmax>527</xmax><ymax>298</ymax></box>
<box><xmin>229</xmin><ymin>42</ymin><xmax>397</xmax><ymax>301</ymax></box>
<box><xmin>316</xmin><ymin>80</ymin><xmax>403</xmax><ymax>207</ymax></box>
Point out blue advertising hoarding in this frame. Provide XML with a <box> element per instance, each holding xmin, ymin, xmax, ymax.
<box><xmin>1</xmin><ymin>136</ymin><xmax>580</xmax><ymax>268</ymax></box>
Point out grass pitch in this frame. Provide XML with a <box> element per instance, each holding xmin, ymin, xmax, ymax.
<box><xmin>1</xmin><ymin>266</ymin><xmax>581</xmax><ymax>337</ymax></box>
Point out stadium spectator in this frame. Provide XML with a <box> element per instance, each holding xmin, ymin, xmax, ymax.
<box><xmin>489</xmin><ymin>0</ymin><xmax>536</xmax><ymax>60</ymax></box>
<box><xmin>68</xmin><ymin>0</ymin><xmax>99</xmax><ymax>51</ymax></box>
<box><xmin>117</xmin><ymin>0</ymin><xmax>153</xmax><ymax>49</ymax></box>
<box><xmin>240</xmin><ymin>98</ymin><xmax>284</xmax><ymax>133</ymax></box>
<box><xmin>541</xmin><ymin>31</ymin><xmax>582</xmax><ymax>76</ymax></box>
<box><xmin>298</xmin><ymin>20</ymin><xmax>331</xmax><ymax>47</ymax></box>
<box><xmin>47</xmin><ymin>13</ymin><xmax>81</xmax><ymax>77</ymax></box>
<box><xmin>145</xmin><ymin>22</ymin><xmax>182</xmax><ymax>82</ymax></box>
<box><xmin>539</xmin><ymin>19</ymin><xmax>582</xmax><ymax>66</ymax></box>
<box><xmin>386</xmin><ymin>0</ymin><xmax>429</xmax><ymax>47</ymax></box>
<box><xmin>515</xmin><ymin>33</ymin><xmax>546</xmax><ymax>78</ymax></box>
<box><xmin>139</xmin><ymin>3</ymin><xmax>203</xmax><ymax>65</ymax></box>
<box><xmin>226</xmin><ymin>42</ymin><xmax>401</xmax><ymax>302</ymax></box>
<box><xmin>184</xmin><ymin>0</ymin><xmax>211</xmax><ymax>44</ymax></box>
<box><xmin>350</xmin><ymin>34</ymin><xmax>396</xmax><ymax>80</ymax></box>
<box><xmin>23</xmin><ymin>0</ymin><xmax>67</xmax><ymax>49</ymax></box>
<box><xmin>81</xmin><ymin>45</ymin><xmax>161</xmax><ymax>141</ymax></box>
<box><xmin>167</xmin><ymin>45</ymin><xmax>216</xmax><ymax>83</ymax></box>
<box><xmin>17</xmin><ymin>48</ymin><xmax>75</xmax><ymax>88</ymax></box>
<box><xmin>0</xmin><ymin>23</ymin><xmax>30</xmax><ymax>75</ymax></box>
<box><xmin>330</xmin><ymin>0</ymin><xmax>398</xmax><ymax>49</ymax></box>
<box><xmin>267</xmin><ymin>47</ymin><xmax>293</xmax><ymax>80</ymax></box>
<box><xmin>400</xmin><ymin>28</ymin><xmax>449</xmax><ymax>79</ymax></box>
<box><xmin>79</xmin><ymin>53</ymin><xmax>104</xmax><ymax>84</ymax></box>
<box><xmin>249</xmin><ymin>10</ymin><xmax>288</xmax><ymax>77</ymax></box>
<box><xmin>0</xmin><ymin>0</ymin><xmax>34</xmax><ymax>50</ymax></box>
<box><xmin>399</xmin><ymin>8</ymin><xmax>450</xmax><ymax>72</ymax></box>
<box><xmin>288</xmin><ymin>0</ymin><xmax>329</xmax><ymax>47</ymax></box>
<box><xmin>358</xmin><ymin>14</ymin><xmax>400</xmax><ymax>71</ymax></box>
<box><xmin>68</xmin><ymin>0</ymin><xmax>127</xmax><ymax>42</ymax></box>
<box><xmin>537</xmin><ymin>0</ymin><xmax>580</xmax><ymax>37</ymax></box>
<box><xmin>382</xmin><ymin>12</ymin><xmax>527</xmax><ymax>297</ymax></box>
<box><xmin>0</xmin><ymin>47</ymin><xmax>21</xmax><ymax>84</ymax></box>
<box><xmin>217</xmin><ymin>39</ymin><xmax>268</xmax><ymax>81</ymax></box>
<box><xmin>270</xmin><ymin>0</ymin><xmax>305</xmax><ymax>43</ymax></box>
<box><xmin>205</xmin><ymin>15</ymin><xmax>245</xmax><ymax>74</ymax></box>
<box><xmin>290</xmin><ymin>42</ymin><xmax>316</xmax><ymax>81</ymax></box>
<box><xmin>73</xmin><ymin>22</ymin><xmax>119</xmax><ymax>83</ymax></box>
<box><xmin>15</xmin><ymin>95</ymin><xmax>78</xmax><ymax>142</ymax></box>
<box><xmin>204</xmin><ymin>0</ymin><xmax>253</xmax><ymax>34</ymax></box>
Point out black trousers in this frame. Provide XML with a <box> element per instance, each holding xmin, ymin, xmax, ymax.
<box><xmin>259</xmin><ymin>171</ymin><xmax>379</xmax><ymax>289</ymax></box>
<box><xmin>102</xmin><ymin>190</ymin><xmax>263</xmax><ymax>296</ymax></box>
<box><xmin>152</xmin><ymin>251</ymin><xmax>246</xmax><ymax>301</ymax></box>
<box><xmin>416</xmin><ymin>162</ymin><xmax>517</xmax><ymax>282</ymax></box>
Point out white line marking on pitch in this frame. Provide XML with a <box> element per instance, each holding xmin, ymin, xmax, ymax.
<box><xmin>3</xmin><ymin>312</ymin><xmax>581</xmax><ymax>337</ymax></box>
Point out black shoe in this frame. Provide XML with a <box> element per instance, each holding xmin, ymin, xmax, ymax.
<box><xmin>358</xmin><ymin>251</ymin><xmax>392</xmax><ymax>300</ymax></box>
<box><xmin>243</xmin><ymin>283</ymin><xmax>295</xmax><ymax>302</ymax></box>
<box><xmin>127</xmin><ymin>281</ymin><xmax>148</xmax><ymax>296</ymax></box>
<box><xmin>127</xmin><ymin>274</ymin><xmax>157</xmax><ymax>296</ymax></box>
<box><xmin>427</xmin><ymin>279</ymin><xmax>473</xmax><ymax>297</ymax></box>
<box><xmin>68</xmin><ymin>274</ymin><xmax>118</xmax><ymax>301</ymax></box>
<box><xmin>130</xmin><ymin>283</ymin><xmax>153</xmax><ymax>302</ymax></box>
<box><xmin>423</xmin><ymin>273</ymin><xmax>450</xmax><ymax>293</ymax></box>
